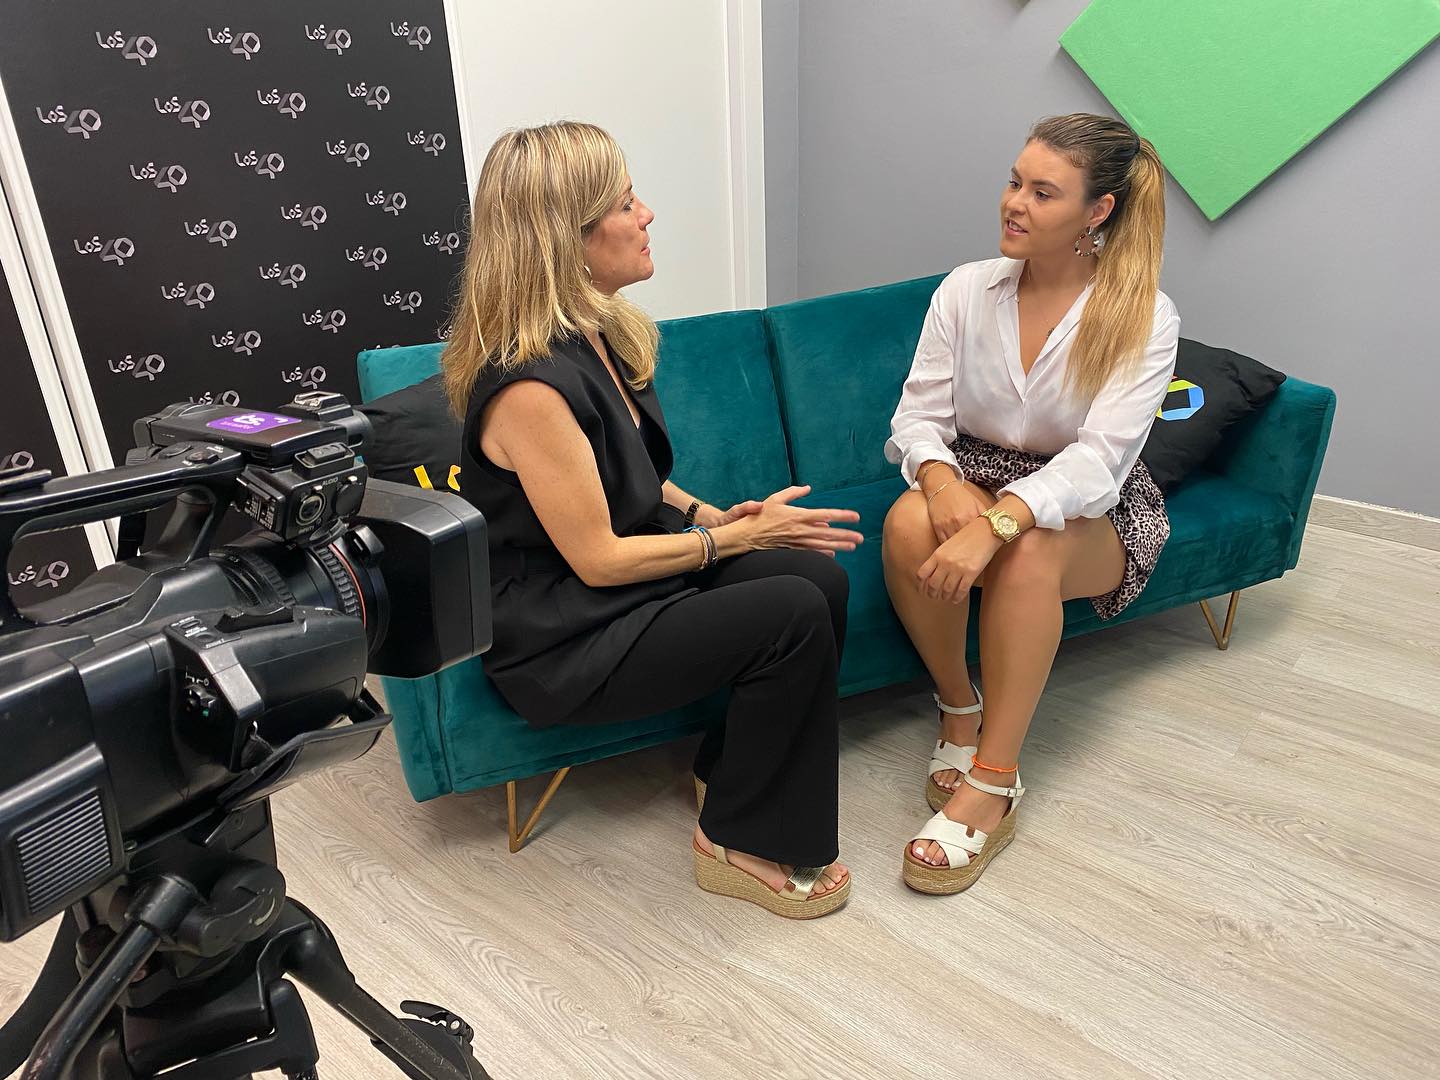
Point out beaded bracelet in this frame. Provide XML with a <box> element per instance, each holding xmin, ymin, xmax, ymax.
<box><xmin>684</xmin><ymin>524</ymin><xmax>717</xmax><ymax>570</ymax></box>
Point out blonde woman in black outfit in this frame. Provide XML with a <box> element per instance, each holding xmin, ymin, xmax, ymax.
<box><xmin>442</xmin><ymin>122</ymin><xmax>861</xmax><ymax>918</ymax></box>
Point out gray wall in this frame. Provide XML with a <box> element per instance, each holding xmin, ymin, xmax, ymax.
<box><xmin>762</xmin><ymin>0</ymin><xmax>800</xmax><ymax>305</ymax></box>
<box><xmin>765</xmin><ymin>0</ymin><xmax>1440</xmax><ymax>516</ymax></box>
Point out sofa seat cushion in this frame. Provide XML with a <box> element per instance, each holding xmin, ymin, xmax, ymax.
<box><xmin>1059</xmin><ymin>470</ymin><xmax>1294</xmax><ymax>637</ymax></box>
<box><xmin>1127</xmin><ymin>470</ymin><xmax>1293</xmax><ymax>604</ymax></box>
<box><xmin>384</xmin><ymin>660</ymin><xmax>726</xmax><ymax>797</ymax></box>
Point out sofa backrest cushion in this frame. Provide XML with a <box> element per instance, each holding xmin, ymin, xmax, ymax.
<box><xmin>764</xmin><ymin>274</ymin><xmax>945</xmax><ymax>491</ymax></box>
<box><xmin>358</xmin><ymin>342</ymin><xmax>445</xmax><ymax>402</ymax></box>
<box><xmin>355</xmin><ymin>309</ymin><xmax>790</xmax><ymax>508</ymax></box>
<box><xmin>652</xmin><ymin>309</ymin><xmax>792</xmax><ymax>506</ymax></box>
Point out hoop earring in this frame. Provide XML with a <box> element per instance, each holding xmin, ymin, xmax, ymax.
<box><xmin>1074</xmin><ymin>227</ymin><xmax>1105</xmax><ymax>258</ymax></box>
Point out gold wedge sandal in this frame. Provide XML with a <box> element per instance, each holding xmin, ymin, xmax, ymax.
<box><xmin>903</xmin><ymin>769</ymin><xmax>1024</xmax><ymax>895</ymax></box>
<box><xmin>926</xmin><ymin>683</ymin><xmax>983</xmax><ymax>812</ymax></box>
<box><xmin>694</xmin><ymin>775</ymin><xmax>706</xmax><ymax>813</ymax></box>
<box><xmin>693</xmin><ymin>840</ymin><xmax>850</xmax><ymax>919</ymax></box>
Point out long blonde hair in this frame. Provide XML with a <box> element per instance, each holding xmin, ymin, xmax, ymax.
<box><xmin>1028</xmin><ymin>114</ymin><xmax>1167</xmax><ymax>402</ymax></box>
<box><xmin>441</xmin><ymin>121</ymin><xmax>659</xmax><ymax>416</ymax></box>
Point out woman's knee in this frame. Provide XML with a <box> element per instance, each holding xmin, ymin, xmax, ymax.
<box><xmin>721</xmin><ymin>580</ymin><xmax>828</xmax><ymax>676</ymax></box>
<box><xmin>762</xmin><ymin>545</ymin><xmax>846</xmax><ymax>595</ymax></box>
<box><xmin>723</xmin><ymin>576</ymin><xmax>837</xmax><ymax>687</ymax></box>
<box><xmin>765</xmin><ymin>573</ymin><xmax>834</xmax><ymax>629</ymax></box>
<box><xmin>799</xmin><ymin>547</ymin><xmax>849</xmax><ymax>606</ymax></box>
<box><xmin>882</xmin><ymin>490</ymin><xmax>937</xmax><ymax>565</ymax></box>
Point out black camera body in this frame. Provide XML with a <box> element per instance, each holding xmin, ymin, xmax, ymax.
<box><xmin>0</xmin><ymin>393</ymin><xmax>490</xmax><ymax>948</ymax></box>
<box><xmin>133</xmin><ymin>392</ymin><xmax>370</xmax><ymax>543</ymax></box>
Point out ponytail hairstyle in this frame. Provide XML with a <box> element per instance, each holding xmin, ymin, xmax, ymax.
<box><xmin>441</xmin><ymin>121</ymin><xmax>659</xmax><ymax>417</ymax></box>
<box><xmin>1028</xmin><ymin>114</ymin><xmax>1166</xmax><ymax>401</ymax></box>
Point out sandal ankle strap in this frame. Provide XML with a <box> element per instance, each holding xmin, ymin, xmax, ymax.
<box><xmin>933</xmin><ymin>681</ymin><xmax>983</xmax><ymax>716</ymax></box>
<box><xmin>962</xmin><ymin>771</ymin><xmax>1024</xmax><ymax>799</ymax></box>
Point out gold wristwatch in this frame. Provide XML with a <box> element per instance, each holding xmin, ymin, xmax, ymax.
<box><xmin>981</xmin><ymin>507</ymin><xmax>1021</xmax><ymax>543</ymax></box>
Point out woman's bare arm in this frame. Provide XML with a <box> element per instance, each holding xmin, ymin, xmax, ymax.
<box><xmin>483</xmin><ymin>381</ymin><xmax>863</xmax><ymax>587</ymax></box>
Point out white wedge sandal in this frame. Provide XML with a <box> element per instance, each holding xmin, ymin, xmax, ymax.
<box><xmin>903</xmin><ymin>769</ymin><xmax>1024</xmax><ymax>895</ymax></box>
<box><xmin>926</xmin><ymin>683</ymin><xmax>983</xmax><ymax>812</ymax></box>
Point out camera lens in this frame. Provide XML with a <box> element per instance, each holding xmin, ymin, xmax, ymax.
<box><xmin>296</xmin><ymin>492</ymin><xmax>325</xmax><ymax>525</ymax></box>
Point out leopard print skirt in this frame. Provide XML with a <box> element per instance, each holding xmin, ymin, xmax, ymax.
<box><xmin>948</xmin><ymin>432</ymin><xmax>1169</xmax><ymax>620</ymax></box>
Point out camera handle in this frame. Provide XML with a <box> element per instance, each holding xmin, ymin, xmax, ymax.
<box><xmin>0</xmin><ymin>448</ymin><xmax>247</xmax><ymax>630</ymax></box>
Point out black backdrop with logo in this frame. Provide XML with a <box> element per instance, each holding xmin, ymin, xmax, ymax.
<box><xmin>0</xmin><ymin>1</ymin><xmax>470</xmax><ymax>465</ymax></box>
<box><xmin>1</xmin><ymin>283</ymin><xmax>97</xmax><ymax>600</ymax></box>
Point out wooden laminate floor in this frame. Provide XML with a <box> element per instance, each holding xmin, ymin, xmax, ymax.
<box><xmin>4</xmin><ymin>522</ymin><xmax>1439</xmax><ymax>1079</ymax></box>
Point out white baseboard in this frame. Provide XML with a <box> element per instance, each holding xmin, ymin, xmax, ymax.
<box><xmin>1309</xmin><ymin>495</ymin><xmax>1440</xmax><ymax>553</ymax></box>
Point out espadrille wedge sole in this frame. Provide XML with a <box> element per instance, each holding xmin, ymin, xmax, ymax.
<box><xmin>692</xmin><ymin>841</ymin><xmax>850</xmax><ymax>919</ymax></box>
<box><xmin>903</xmin><ymin>771</ymin><xmax>1023</xmax><ymax>896</ymax></box>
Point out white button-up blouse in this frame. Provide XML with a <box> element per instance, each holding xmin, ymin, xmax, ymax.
<box><xmin>884</xmin><ymin>257</ymin><xmax>1181</xmax><ymax>531</ymax></box>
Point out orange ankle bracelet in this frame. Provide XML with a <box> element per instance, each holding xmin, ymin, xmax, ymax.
<box><xmin>971</xmin><ymin>756</ymin><xmax>1018</xmax><ymax>775</ymax></box>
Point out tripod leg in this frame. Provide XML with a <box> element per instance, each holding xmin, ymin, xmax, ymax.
<box><xmin>18</xmin><ymin>879</ymin><xmax>196</xmax><ymax>1080</ymax></box>
<box><xmin>271</xmin><ymin>902</ymin><xmax>490</xmax><ymax>1080</ymax></box>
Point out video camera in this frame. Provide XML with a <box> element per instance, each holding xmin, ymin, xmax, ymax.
<box><xmin>0</xmin><ymin>393</ymin><xmax>494</xmax><ymax>1079</ymax></box>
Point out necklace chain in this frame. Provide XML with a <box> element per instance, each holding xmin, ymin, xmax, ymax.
<box><xmin>1018</xmin><ymin>263</ymin><xmax>1094</xmax><ymax>338</ymax></box>
<box><xmin>1018</xmin><ymin>265</ymin><xmax>1063</xmax><ymax>337</ymax></box>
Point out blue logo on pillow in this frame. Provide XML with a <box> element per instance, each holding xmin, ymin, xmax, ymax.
<box><xmin>1157</xmin><ymin>378</ymin><xmax>1204</xmax><ymax>421</ymax></box>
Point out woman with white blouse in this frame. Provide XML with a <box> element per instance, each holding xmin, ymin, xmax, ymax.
<box><xmin>884</xmin><ymin>114</ymin><xmax>1180</xmax><ymax>894</ymax></box>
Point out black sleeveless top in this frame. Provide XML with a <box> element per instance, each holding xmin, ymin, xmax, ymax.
<box><xmin>459</xmin><ymin>333</ymin><xmax>696</xmax><ymax>726</ymax></box>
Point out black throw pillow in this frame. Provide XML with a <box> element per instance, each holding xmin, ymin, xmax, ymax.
<box><xmin>1139</xmin><ymin>337</ymin><xmax>1286</xmax><ymax>492</ymax></box>
<box><xmin>358</xmin><ymin>374</ymin><xmax>466</xmax><ymax>495</ymax></box>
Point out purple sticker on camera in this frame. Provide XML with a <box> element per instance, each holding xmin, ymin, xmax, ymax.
<box><xmin>206</xmin><ymin>411</ymin><xmax>303</xmax><ymax>434</ymax></box>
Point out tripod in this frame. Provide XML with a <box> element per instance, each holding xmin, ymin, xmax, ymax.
<box><xmin>3</xmin><ymin>803</ymin><xmax>493</xmax><ymax>1079</ymax></box>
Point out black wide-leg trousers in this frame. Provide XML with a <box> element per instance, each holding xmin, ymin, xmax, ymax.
<box><xmin>562</xmin><ymin>550</ymin><xmax>847</xmax><ymax>867</ymax></box>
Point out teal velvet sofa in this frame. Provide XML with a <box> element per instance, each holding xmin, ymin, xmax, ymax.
<box><xmin>356</xmin><ymin>274</ymin><xmax>1336</xmax><ymax>849</ymax></box>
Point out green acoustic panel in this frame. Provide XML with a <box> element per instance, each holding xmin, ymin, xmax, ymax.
<box><xmin>1060</xmin><ymin>0</ymin><xmax>1440</xmax><ymax>219</ymax></box>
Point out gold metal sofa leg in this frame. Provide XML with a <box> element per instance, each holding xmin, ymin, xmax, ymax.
<box><xmin>506</xmin><ymin>767</ymin><xmax>571</xmax><ymax>852</ymax></box>
<box><xmin>1199</xmin><ymin>590</ymin><xmax>1241</xmax><ymax>651</ymax></box>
